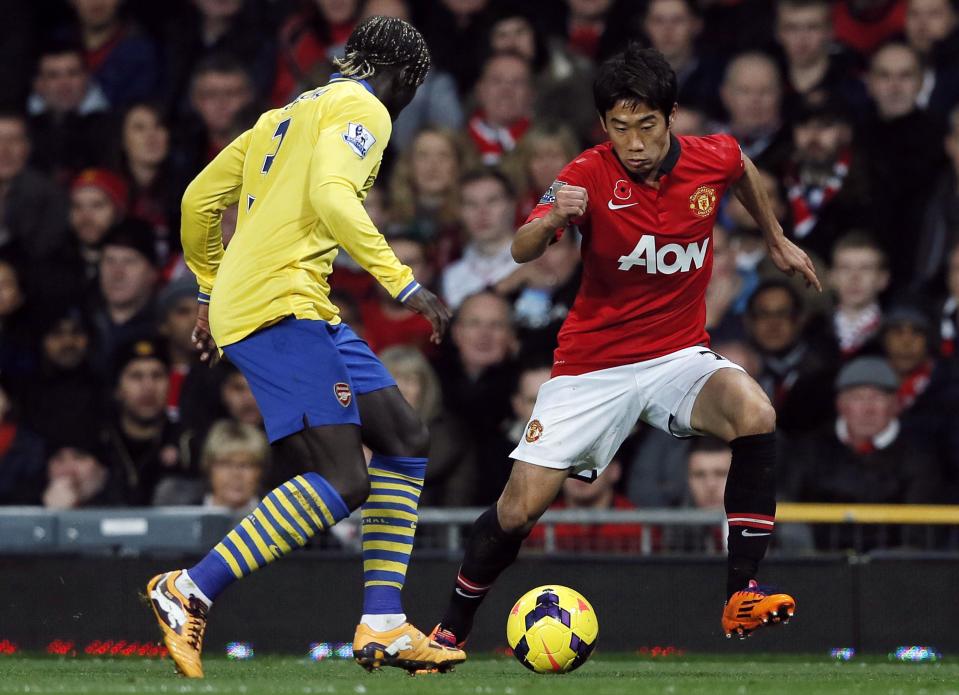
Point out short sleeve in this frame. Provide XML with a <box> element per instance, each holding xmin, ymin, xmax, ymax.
<box><xmin>713</xmin><ymin>133</ymin><xmax>745</xmax><ymax>183</ymax></box>
<box><xmin>524</xmin><ymin>152</ymin><xmax>594</xmax><ymax>237</ymax></box>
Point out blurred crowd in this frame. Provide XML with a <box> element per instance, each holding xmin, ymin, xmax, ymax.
<box><xmin>2</xmin><ymin>0</ymin><xmax>959</xmax><ymax>552</ymax></box>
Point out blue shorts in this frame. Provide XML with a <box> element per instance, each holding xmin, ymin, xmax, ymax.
<box><xmin>223</xmin><ymin>318</ymin><xmax>396</xmax><ymax>443</ymax></box>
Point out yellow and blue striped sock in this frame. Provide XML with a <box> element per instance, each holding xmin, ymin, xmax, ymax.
<box><xmin>188</xmin><ymin>472</ymin><xmax>349</xmax><ymax>601</ymax></box>
<box><xmin>361</xmin><ymin>455</ymin><xmax>426</xmax><ymax>615</ymax></box>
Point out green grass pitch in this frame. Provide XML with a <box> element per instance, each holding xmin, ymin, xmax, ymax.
<box><xmin>0</xmin><ymin>654</ymin><xmax>957</xmax><ymax>695</ymax></box>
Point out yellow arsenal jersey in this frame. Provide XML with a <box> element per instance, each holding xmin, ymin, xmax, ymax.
<box><xmin>180</xmin><ymin>77</ymin><xmax>418</xmax><ymax>348</ymax></box>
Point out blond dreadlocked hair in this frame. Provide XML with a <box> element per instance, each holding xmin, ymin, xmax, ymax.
<box><xmin>334</xmin><ymin>16</ymin><xmax>431</xmax><ymax>88</ymax></box>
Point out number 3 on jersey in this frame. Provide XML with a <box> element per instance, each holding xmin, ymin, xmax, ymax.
<box><xmin>261</xmin><ymin>118</ymin><xmax>292</xmax><ymax>174</ymax></box>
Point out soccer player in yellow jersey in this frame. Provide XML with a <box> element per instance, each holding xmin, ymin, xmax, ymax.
<box><xmin>146</xmin><ymin>17</ymin><xmax>465</xmax><ymax>677</ymax></box>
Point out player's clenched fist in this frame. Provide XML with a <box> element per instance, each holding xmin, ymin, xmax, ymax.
<box><xmin>546</xmin><ymin>184</ymin><xmax>588</xmax><ymax>227</ymax></box>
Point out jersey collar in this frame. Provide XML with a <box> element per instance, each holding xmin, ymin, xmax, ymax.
<box><xmin>328</xmin><ymin>72</ymin><xmax>376</xmax><ymax>96</ymax></box>
<box><xmin>657</xmin><ymin>134</ymin><xmax>681</xmax><ymax>178</ymax></box>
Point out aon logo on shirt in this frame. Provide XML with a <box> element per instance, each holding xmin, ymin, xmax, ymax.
<box><xmin>617</xmin><ymin>235</ymin><xmax>710</xmax><ymax>274</ymax></box>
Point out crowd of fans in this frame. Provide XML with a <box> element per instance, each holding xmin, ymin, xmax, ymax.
<box><xmin>2</xmin><ymin>0</ymin><xmax>959</xmax><ymax>552</ymax></box>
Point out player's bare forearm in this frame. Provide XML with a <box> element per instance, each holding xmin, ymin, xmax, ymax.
<box><xmin>512</xmin><ymin>215</ymin><xmax>562</xmax><ymax>264</ymax></box>
<box><xmin>731</xmin><ymin>155</ymin><xmax>783</xmax><ymax>244</ymax></box>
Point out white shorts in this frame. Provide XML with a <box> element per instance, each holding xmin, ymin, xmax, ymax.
<box><xmin>509</xmin><ymin>346</ymin><xmax>744</xmax><ymax>479</ymax></box>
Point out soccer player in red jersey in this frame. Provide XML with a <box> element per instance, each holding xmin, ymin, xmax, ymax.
<box><xmin>430</xmin><ymin>45</ymin><xmax>821</xmax><ymax>649</ymax></box>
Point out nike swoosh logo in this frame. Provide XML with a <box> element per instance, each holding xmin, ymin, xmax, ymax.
<box><xmin>741</xmin><ymin>529</ymin><xmax>771</xmax><ymax>537</ymax></box>
<box><xmin>608</xmin><ymin>200</ymin><xmax>638</xmax><ymax>210</ymax></box>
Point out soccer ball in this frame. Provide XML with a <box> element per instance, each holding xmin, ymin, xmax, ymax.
<box><xmin>506</xmin><ymin>585</ymin><xmax>599</xmax><ymax>674</ymax></box>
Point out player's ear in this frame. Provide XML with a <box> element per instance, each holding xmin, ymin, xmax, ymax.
<box><xmin>667</xmin><ymin>103</ymin><xmax>678</xmax><ymax>130</ymax></box>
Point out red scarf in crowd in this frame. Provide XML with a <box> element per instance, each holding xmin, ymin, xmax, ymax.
<box><xmin>787</xmin><ymin>148</ymin><xmax>852</xmax><ymax>240</ymax></box>
<box><xmin>467</xmin><ymin>111</ymin><xmax>530</xmax><ymax>165</ymax></box>
<box><xmin>897</xmin><ymin>360</ymin><xmax>933</xmax><ymax>410</ymax></box>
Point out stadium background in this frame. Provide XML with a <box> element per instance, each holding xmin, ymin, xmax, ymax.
<box><xmin>1</xmin><ymin>0</ymin><xmax>959</xmax><ymax>658</ymax></box>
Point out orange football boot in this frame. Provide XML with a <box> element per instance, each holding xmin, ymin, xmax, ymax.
<box><xmin>146</xmin><ymin>570</ymin><xmax>209</xmax><ymax>677</ymax></box>
<box><xmin>722</xmin><ymin>580</ymin><xmax>796</xmax><ymax>639</ymax></box>
<box><xmin>353</xmin><ymin>622</ymin><xmax>466</xmax><ymax>674</ymax></box>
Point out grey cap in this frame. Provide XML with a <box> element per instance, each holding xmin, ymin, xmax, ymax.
<box><xmin>835</xmin><ymin>356</ymin><xmax>899</xmax><ymax>392</ymax></box>
<box><xmin>157</xmin><ymin>273</ymin><xmax>199</xmax><ymax>317</ymax></box>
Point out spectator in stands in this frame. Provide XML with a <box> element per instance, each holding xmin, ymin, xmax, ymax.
<box><xmin>502</xmin><ymin>121</ymin><xmax>580</xmax><ymax>220</ymax></box>
<box><xmin>364</xmin><ymin>0</ymin><xmax>464</xmax><ymax>150</ymax></box>
<box><xmin>0</xmin><ymin>112</ymin><xmax>68</xmax><ymax>263</ymax></box>
<box><xmin>488</xmin><ymin>8</ymin><xmax>596</xmax><ymax>146</ymax></box>
<box><xmin>904</xmin><ymin>0</ymin><xmax>959</xmax><ymax>119</ymax></box>
<box><xmin>0</xmin><ymin>376</ymin><xmax>46</xmax><ymax>505</ymax></box>
<box><xmin>161</xmin><ymin>0</ymin><xmax>275</xmax><ymax>114</ymax></box>
<box><xmin>441</xmin><ymin>169</ymin><xmax>519</xmax><ymax>310</ymax></box>
<box><xmin>718</xmin><ymin>52</ymin><xmax>791</xmax><ymax>171</ymax></box>
<box><xmin>42</xmin><ymin>441</ymin><xmax>113</xmax><ymax>509</ymax></box>
<box><xmin>380</xmin><ymin>346</ymin><xmax>476</xmax><ymax>507</ymax></box>
<box><xmin>915</xmin><ymin>105</ymin><xmax>959</xmax><ymax>292</ymax></box>
<box><xmin>862</xmin><ymin>41</ymin><xmax>946</xmax><ymax>286</ymax></box>
<box><xmin>563</xmin><ymin>0</ymin><xmax>624</xmax><ymax>62</ymax></box>
<box><xmin>436</xmin><ymin>291</ymin><xmax>519</xmax><ymax>502</ymax></box>
<box><xmin>68</xmin><ymin>0</ymin><xmax>159</xmax><ymax>107</ymax></box>
<box><xmin>829</xmin><ymin>232</ymin><xmax>889</xmax><ymax>359</ymax></box>
<box><xmin>416</xmin><ymin>0</ymin><xmax>494</xmax><ymax>96</ymax></box>
<box><xmin>832</xmin><ymin>0</ymin><xmax>907</xmax><ymax>58</ymax></box>
<box><xmin>939</xmin><ymin>243</ymin><xmax>959</xmax><ymax>358</ymax></box>
<box><xmin>785</xmin><ymin>355</ymin><xmax>941</xmax><ymax>547</ymax></box>
<box><xmin>101</xmin><ymin>338</ymin><xmax>193</xmax><ymax>506</ymax></box>
<box><xmin>661</xmin><ymin>437</ymin><xmax>730</xmax><ymax>552</ymax></box>
<box><xmin>643</xmin><ymin>0</ymin><xmax>724</xmax><ymax>118</ymax></box>
<box><xmin>157</xmin><ymin>275</ymin><xmax>199</xmax><ymax>423</ymax></box>
<box><xmin>200</xmin><ymin>420</ymin><xmax>268</xmax><ymax>515</ymax></box>
<box><xmin>774</xmin><ymin>0</ymin><xmax>867</xmax><ymax>115</ymax></box>
<box><xmin>491</xmin><ymin>361</ymin><xmax>552</xmax><ymax>504</ymax></box>
<box><xmin>783</xmin><ymin>98</ymin><xmax>875</xmax><ymax>263</ymax></box>
<box><xmin>705</xmin><ymin>224</ymin><xmax>754</xmax><ymax>344</ymax></box>
<box><xmin>0</xmin><ymin>257</ymin><xmax>35</xmax><ymax>380</ymax></box>
<box><xmin>176</xmin><ymin>55</ymin><xmax>256</xmax><ymax>179</ymax></box>
<box><xmin>745</xmin><ymin>279</ymin><xmax>836</xmax><ymax>435</ymax></box>
<box><xmin>494</xmin><ymin>225</ymin><xmax>581</xmax><ymax>361</ymax></box>
<box><xmin>360</xmin><ymin>235</ymin><xmax>435</xmax><ymax>355</ymax></box>
<box><xmin>466</xmin><ymin>52</ymin><xmax>533</xmax><ymax>165</ymax></box>
<box><xmin>118</xmin><ymin>102</ymin><xmax>179</xmax><ymax>267</ymax></box>
<box><xmin>90</xmin><ymin>218</ymin><xmax>159</xmax><ymax>372</ymax></box>
<box><xmin>388</xmin><ymin>128</ymin><xmax>469</xmax><ymax>263</ymax></box>
<box><xmin>271</xmin><ymin>0</ymin><xmax>360</xmax><ymax>106</ymax></box>
<box><xmin>218</xmin><ymin>361</ymin><xmax>262</xmax><ymax>429</ymax></box>
<box><xmin>20</xmin><ymin>307</ymin><xmax>102</xmax><ymax>447</ymax></box>
<box><xmin>527</xmin><ymin>460</ymin><xmax>647</xmax><ymax>554</ymax></box>
<box><xmin>26</xmin><ymin>41</ymin><xmax>113</xmax><ymax>183</ymax></box>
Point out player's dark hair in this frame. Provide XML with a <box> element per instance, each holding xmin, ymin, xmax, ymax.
<box><xmin>335</xmin><ymin>16</ymin><xmax>431</xmax><ymax>89</ymax></box>
<box><xmin>593</xmin><ymin>43</ymin><xmax>677</xmax><ymax>120</ymax></box>
<box><xmin>459</xmin><ymin>167</ymin><xmax>515</xmax><ymax>198</ymax></box>
<box><xmin>831</xmin><ymin>230</ymin><xmax>888</xmax><ymax>269</ymax></box>
<box><xmin>746</xmin><ymin>278</ymin><xmax>803</xmax><ymax>318</ymax></box>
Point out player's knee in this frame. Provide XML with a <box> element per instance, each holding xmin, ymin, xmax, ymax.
<box><xmin>734</xmin><ymin>397</ymin><xmax>776</xmax><ymax>438</ymax></box>
<box><xmin>496</xmin><ymin>500</ymin><xmax>540</xmax><ymax>537</ymax></box>
<box><xmin>398</xmin><ymin>421</ymin><xmax>430</xmax><ymax>458</ymax></box>
<box><xmin>330</xmin><ymin>467</ymin><xmax>371</xmax><ymax>511</ymax></box>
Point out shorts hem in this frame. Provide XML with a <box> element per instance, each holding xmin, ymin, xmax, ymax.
<box><xmin>508</xmin><ymin>451</ymin><xmax>574</xmax><ymax>471</ymax></box>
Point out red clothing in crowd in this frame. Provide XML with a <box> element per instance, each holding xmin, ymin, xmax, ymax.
<box><xmin>526</xmin><ymin>494</ymin><xmax>652</xmax><ymax>554</ymax></box>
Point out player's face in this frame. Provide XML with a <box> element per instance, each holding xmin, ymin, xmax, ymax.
<box><xmin>0</xmin><ymin>119</ymin><xmax>30</xmax><ymax>182</ymax></box>
<box><xmin>221</xmin><ymin>373</ymin><xmax>262</xmax><ymax>426</ymax></box>
<box><xmin>905</xmin><ymin>0</ymin><xmax>956</xmax><ymax>54</ymax></box>
<box><xmin>775</xmin><ymin>4</ymin><xmax>831</xmax><ymax>67</ymax></box>
<box><xmin>601</xmin><ymin>100</ymin><xmax>675</xmax><ymax>179</ymax></box>
<box><xmin>460</xmin><ymin>178</ymin><xmax>514</xmax><ymax>242</ymax></box>
<box><xmin>644</xmin><ymin>0</ymin><xmax>701</xmax><ymax>61</ymax></box>
<box><xmin>868</xmin><ymin>45</ymin><xmax>922</xmax><ymax>120</ymax></box>
<box><xmin>70</xmin><ymin>187</ymin><xmax>118</xmax><ymax>245</ymax></box>
<box><xmin>43</xmin><ymin>319</ymin><xmax>90</xmax><ymax>370</ymax></box>
<box><xmin>793</xmin><ymin>119</ymin><xmax>850</xmax><ymax>166</ymax></box>
<box><xmin>36</xmin><ymin>54</ymin><xmax>88</xmax><ymax>114</ymax></box>
<box><xmin>837</xmin><ymin>386</ymin><xmax>898</xmax><ymax>441</ymax></box>
<box><xmin>411</xmin><ymin>132</ymin><xmax>457</xmax><ymax>197</ymax></box>
<box><xmin>100</xmin><ymin>246</ymin><xmax>158</xmax><ymax>309</ymax></box>
<box><xmin>209</xmin><ymin>451</ymin><xmax>262</xmax><ymax>510</ymax></box>
<box><xmin>116</xmin><ymin>359</ymin><xmax>169</xmax><ymax>422</ymax></box>
<box><xmin>123</xmin><ymin>106</ymin><xmax>169</xmax><ymax>167</ymax></box>
<box><xmin>883</xmin><ymin>323</ymin><xmax>929</xmax><ymax>374</ymax></box>
<box><xmin>747</xmin><ymin>287</ymin><xmax>801</xmax><ymax>354</ymax></box>
<box><xmin>830</xmin><ymin>248</ymin><xmax>889</xmax><ymax>309</ymax></box>
<box><xmin>687</xmin><ymin>450</ymin><xmax>731</xmax><ymax>509</ymax></box>
<box><xmin>0</xmin><ymin>262</ymin><xmax>23</xmax><ymax>317</ymax></box>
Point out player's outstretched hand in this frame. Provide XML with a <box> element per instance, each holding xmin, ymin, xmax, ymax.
<box><xmin>192</xmin><ymin>303</ymin><xmax>219</xmax><ymax>365</ymax></box>
<box><xmin>546</xmin><ymin>184</ymin><xmax>588</xmax><ymax>228</ymax></box>
<box><xmin>406</xmin><ymin>288</ymin><xmax>451</xmax><ymax>344</ymax></box>
<box><xmin>768</xmin><ymin>237</ymin><xmax>822</xmax><ymax>292</ymax></box>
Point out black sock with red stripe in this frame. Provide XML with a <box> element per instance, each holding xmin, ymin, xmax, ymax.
<box><xmin>440</xmin><ymin>506</ymin><xmax>525</xmax><ymax>641</ymax></box>
<box><xmin>724</xmin><ymin>432</ymin><xmax>777</xmax><ymax>599</ymax></box>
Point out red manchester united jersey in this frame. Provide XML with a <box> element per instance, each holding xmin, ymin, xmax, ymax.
<box><xmin>527</xmin><ymin>134</ymin><xmax>744</xmax><ymax>377</ymax></box>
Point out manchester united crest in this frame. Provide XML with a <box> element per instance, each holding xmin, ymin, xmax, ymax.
<box><xmin>689</xmin><ymin>185</ymin><xmax>717</xmax><ymax>218</ymax></box>
<box><xmin>525</xmin><ymin>419</ymin><xmax>544</xmax><ymax>443</ymax></box>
